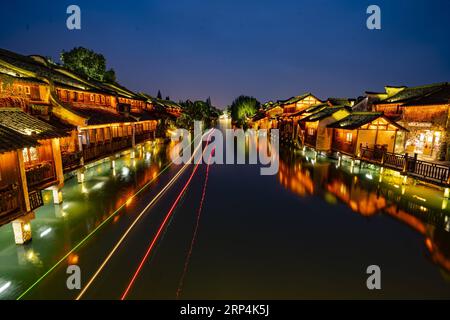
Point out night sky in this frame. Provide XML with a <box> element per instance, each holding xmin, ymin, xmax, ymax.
<box><xmin>1</xmin><ymin>0</ymin><xmax>450</xmax><ymax>107</ymax></box>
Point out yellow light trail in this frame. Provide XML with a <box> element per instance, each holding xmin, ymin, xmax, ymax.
<box><xmin>76</xmin><ymin>130</ymin><xmax>212</xmax><ymax>300</ymax></box>
<box><xmin>16</xmin><ymin>132</ymin><xmax>203</xmax><ymax>300</ymax></box>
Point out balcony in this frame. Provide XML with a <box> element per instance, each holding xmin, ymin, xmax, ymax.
<box><xmin>25</xmin><ymin>161</ymin><xmax>56</xmax><ymax>188</ymax></box>
<box><xmin>29</xmin><ymin>190</ymin><xmax>44</xmax><ymax>211</ymax></box>
<box><xmin>62</xmin><ymin>151</ymin><xmax>82</xmax><ymax>172</ymax></box>
<box><xmin>135</xmin><ymin>132</ymin><xmax>154</xmax><ymax>143</ymax></box>
<box><xmin>83</xmin><ymin>137</ymin><xmax>133</xmax><ymax>162</ymax></box>
<box><xmin>0</xmin><ymin>184</ymin><xmax>21</xmax><ymax>219</ymax></box>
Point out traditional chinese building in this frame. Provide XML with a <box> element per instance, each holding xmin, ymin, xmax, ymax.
<box><xmin>0</xmin><ymin>48</ymin><xmax>163</xmax><ymax>242</ymax></box>
<box><xmin>0</xmin><ymin>110</ymin><xmax>68</xmax><ymax>244</ymax></box>
<box><xmin>372</xmin><ymin>82</ymin><xmax>450</xmax><ymax>160</ymax></box>
<box><xmin>327</xmin><ymin>112</ymin><xmax>407</xmax><ymax>156</ymax></box>
<box><xmin>298</xmin><ymin>106</ymin><xmax>351</xmax><ymax>152</ymax></box>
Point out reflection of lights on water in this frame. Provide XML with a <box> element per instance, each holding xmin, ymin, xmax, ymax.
<box><xmin>0</xmin><ymin>281</ymin><xmax>11</xmax><ymax>294</ymax></box>
<box><xmin>122</xmin><ymin>167</ymin><xmax>130</xmax><ymax>176</ymax></box>
<box><xmin>27</xmin><ymin>251</ymin><xmax>35</xmax><ymax>260</ymax></box>
<box><xmin>413</xmin><ymin>195</ymin><xmax>427</xmax><ymax>202</ymax></box>
<box><xmin>40</xmin><ymin>227</ymin><xmax>52</xmax><ymax>238</ymax></box>
<box><xmin>23</xmin><ymin>223</ymin><xmax>31</xmax><ymax>232</ymax></box>
<box><xmin>63</xmin><ymin>203</ymin><xmax>70</xmax><ymax>210</ymax></box>
<box><xmin>92</xmin><ymin>182</ymin><xmax>105</xmax><ymax>190</ymax></box>
<box><xmin>365</xmin><ymin>173</ymin><xmax>373</xmax><ymax>180</ymax></box>
<box><xmin>68</xmin><ymin>254</ymin><xmax>79</xmax><ymax>265</ymax></box>
<box><xmin>442</xmin><ymin>199</ymin><xmax>448</xmax><ymax>210</ymax></box>
<box><xmin>81</xmin><ymin>184</ymin><xmax>89</xmax><ymax>194</ymax></box>
<box><xmin>393</xmin><ymin>184</ymin><xmax>400</xmax><ymax>189</ymax></box>
<box><xmin>126</xmin><ymin>198</ymin><xmax>133</xmax><ymax>206</ymax></box>
<box><xmin>145</xmin><ymin>152</ymin><xmax>151</xmax><ymax>161</ymax></box>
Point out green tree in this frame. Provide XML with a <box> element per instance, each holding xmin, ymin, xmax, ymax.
<box><xmin>229</xmin><ymin>95</ymin><xmax>260</xmax><ymax>128</ymax></box>
<box><xmin>104</xmin><ymin>68</ymin><xmax>116</xmax><ymax>82</ymax></box>
<box><xmin>60</xmin><ymin>47</ymin><xmax>116</xmax><ymax>82</ymax></box>
<box><xmin>176</xmin><ymin>100</ymin><xmax>219</xmax><ymax>130</ymax></box>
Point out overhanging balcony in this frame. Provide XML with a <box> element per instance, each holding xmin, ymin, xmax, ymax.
<box><xmin>25</xmin><ymin>160</ymin><xmax>56</xmax><ymax>189</ymax></box>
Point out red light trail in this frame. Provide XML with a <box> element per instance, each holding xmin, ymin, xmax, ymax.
<box><xmin>120</xmin><ymin>130</ymin><xmax>214</xmax><ymax>300</ymax></box>
<box><xmin>176</xmin><ymin>147</ymin><xmax>215</xmax><ymax>299</ymax></box>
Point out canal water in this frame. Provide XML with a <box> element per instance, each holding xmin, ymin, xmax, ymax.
<box><xmin>0</xmin><ymin>120</ymin><xmax>449</xmax><ymax>299</ymax></box>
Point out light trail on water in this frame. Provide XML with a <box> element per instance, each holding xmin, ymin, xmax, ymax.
<box><xmin>16</xmin><ymin>133</ymin><xmax>202</xmax><ymax>300</ymax></box>
<box><xmin>78</xmin><ymin>129</ymin><xmax>213</xmax><ymax>300</ymax></box>
<box><xmin>176</xmin><ymin>147</ymin><xmax>215</xmax><ymax>299</ymax></box>
<box><xmin>120</xmin><ymin>130</ymin><xmax>214</xmax><ymax>300</ymax></box>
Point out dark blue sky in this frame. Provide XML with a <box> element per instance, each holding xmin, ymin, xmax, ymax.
<box><xmin>1</xmin><ymin>0</ymin><xmax>450</xmax><ymax>107</ymax></box>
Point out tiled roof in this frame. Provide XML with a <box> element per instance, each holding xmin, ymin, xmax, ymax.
<box><xmin>251</xmin><ymin>111</ymin><xmax>267</xmax><ymax>121</ymax></box>
<box><xmin>39</xmin><ymin>115</ymin><xmax>77</xmax><ymax>132</ymax></box>
<box><xmin>0</xmin><ymin>124</ymin><xmax>38</xmax><ymax>153</ymax></box>
<box><xmin>402</xmin><ymin>85</ymin><xmax>450</xmax><ymax>106</ymax></box>
<box><xmin>0</xmin><ymin>48</ymin><xmax>144</xmax><ymax>101</ymax></box>
<box><xmin>130</xmin><ymin>111</ymin><xmax>159</xmax><ymax>121</ymax></box>
<box><xmin>327</xmin><ymin>97</ymin><xmax>355</xmax><ymax>106</ymax></box>
<box><xmin>278</xmin><ymin>93</ymin><xmax>313</xmax><ymax>105</ymax></box>
<box><xmin>327</xmin><ymin>112</ymin><xmax>382</xmax><ymax>129</ymax></box>
<box><xmin>299</xmin><ymin>106</ymin><xmax>347</xmax><ymax>122</ymax></box>
<box><xmin>288</xmin><ymin>103</ymin><xmax>328</xmax><ymax>117</ymax></box>
<box><xmin>0</xmin><ymin>108</ymin><xmax>68</xmax><ymax>139</ymax></box>
<box><xmin>377</xmin><ymin>82</ymin><xmax>448</xmax><ymax>104</ymax></box>
<box><xmin>326</xmin><ymin>112</ymin><xmax>407</xmax><ymax>131</ymax></box>
<box><xmin>71</xmin><ymin>107</ymin><xmax>136</xmax><ymax>125</ymax></box>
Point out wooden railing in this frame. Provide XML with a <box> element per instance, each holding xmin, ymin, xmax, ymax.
<box><xmin>409</xmin><ymin>159</ymin><xmax>450</xmax><ymax>184</ymax></box>
<box><xmin>304</xmin><ymin>134</ymin><xmax>317</xmax><ymax>147</ymax></box>
<box><xmin>29</xmin><ymin>190</ymin><xmax>44</xmax><ymax>210</ymax></box>
<box><xmin>135</xmin><ymin>131</ymin><xmax>154</xmax><ymax>143</ymax></box>
<box><xmin>360</xmin><ymin>145</ymin><xmax>450</xmax><ymax>185</ymax></box>
<box><xmin>62</xmin><ymin>151</ymin><xmax>82</xmax><ymax>171</ymax></box>
<box><xmin>83</xmin><ymin>137</ymin><xmax>133</xmax><ymax>162</ymax></box>
<box><xmin>0</xmin><ymin>184</ymin><xmax>21</xmax><ymax>217</ymax></box>
<box><xmin>25</xmin><ymin>161</ymin><xmax>56</xmax><ymax>188</ymax></box>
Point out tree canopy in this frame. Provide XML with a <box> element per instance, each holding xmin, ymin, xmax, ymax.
<box><xmin>229</xmin><ymin>95</ymin><xmax>260</xmax><ymax>127</ymax></box>
<box><xmin>60</xmin><ymin>47</ymin><xmax>116</xmax><ymax>82</ymax></box>
<box><xmin>176</xmin><ymin>99</ymin><xmax>220</xmax><ymax>130</ymax></box>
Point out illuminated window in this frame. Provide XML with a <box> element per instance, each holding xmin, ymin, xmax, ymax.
<box><xmin>17</xmin><ymin>85</ymin><xmax>23</xmax><ymax>93</ymax></box>
<box><xmin>90</xmin><ymin>94</ymin><xmax>94</xmax><ymax>102</ymax></box>
<box><xmin>22</xmin><ymin>147</ymin><xmax>39</xmax><ymax>163</ymax></box>
<box><xmin>435</xmin><ymin>132</ymin><xmax>441</xmax><ymax>143</ymax></box>
<box><xmin>346</xmin><ymin>132</ymin><xmax>353</xmax><ymax>143</ymax></box>
<box><xmin>22</xmin><ymin>148</ymin><xmax>29</xmax><ymax>163</ymax></box>
<box><xmin>307</xmin><ymin>128</ymin><xmax>315</xmax><ymax>136</ymax></box>
<box><xmin>101</xmin><ymin>96</ymin><xmax>105</xmax><ymax>103</ymax></box>
<box><xmin>24</xmin><ymin>86</ymin><xmax>30</xmax><ymax>95</ymax></box>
